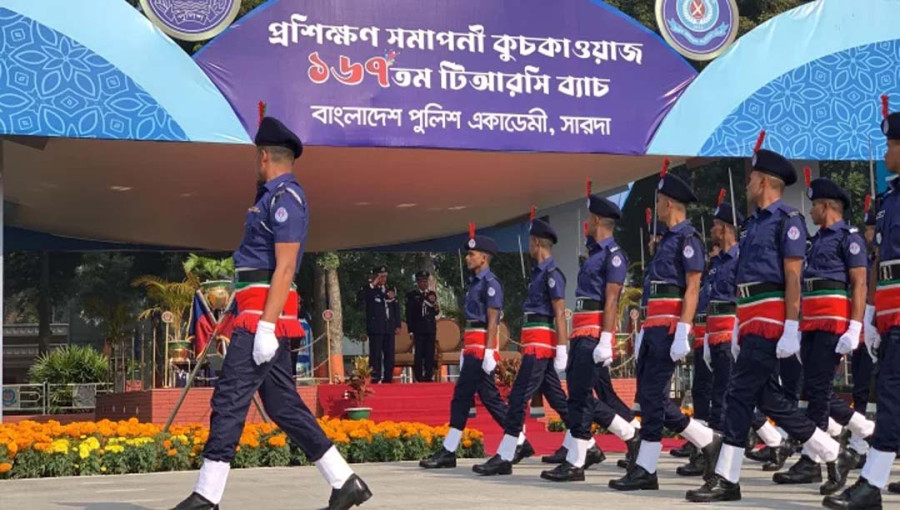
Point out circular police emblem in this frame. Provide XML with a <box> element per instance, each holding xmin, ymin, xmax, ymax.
<box><xmin>487</xmin><ymin>286</ymin><xmax>496</xmax><ymax>297</ymax></box>
<box><xmin>807</xmin><ymin>188</ymin><xmax>814</xmax><ymax>199</ymax></box>
<box><xmin>612</xmin><ymin>255</ymin><xmax>623</xmax><ymax>267</ymax></box>
<box><xmin>140</xmin><ymin>0</ymin><xmax>241</xmax><ymax>42</ymax></box>
<box><xmin>468</xmin><ymin>239</ymin><xmax>476</xmax><ymax>249</ymax></box>
<box><xmin>787</xmin><ymin>226</ymin><xmax>801</xmax><ymax>240</ymax></box>
<box><xmin>877</xmin><ymin>232</ymin><xmax>883</xmax><ymax>244</ymax></box>
<box><xmin>548</xmin><ymin>277</ymin><xmax>557</xmax><ymax>288</ymax></box>
<box><xmin>849</xmin><ymin>242</ymin><xmax>861</xmax><ymax>255</ymax></box>
<box><xmin>883</xmin><ymin>119</ymin><xmax>891</xmax><ymax>136</ymax></box>
<box><xmin>586</xmin><ymin>198</ymin><xmax>591</xmax><ymax>208</ymax></box>
<box><xmin>714</xmin><ymin>206</ymin><xmax>721</xmax><ymax>216</ymax></box>
<box><xmin>274</xmin><ymin>206</ymin><xmax>289</xmax><ymax>223</ymax></box>
<box><xmin>655</xmin><ymin>0</ymin><xmax>739</xmax><ymax>61</ymax></box>
<box><xmin>751</xmin><ymin>153</ymin><xmax>758</xmax><ymax>167</ymax></box>
<box><xmin>658</xmin><ymin>179</ymin><xmax>665</xmax><ymax>190</ymax></box>
<box><xmin>683</xmin><ymin>245</ymin><xmax>695</xmax><ymax>258</ymax></box>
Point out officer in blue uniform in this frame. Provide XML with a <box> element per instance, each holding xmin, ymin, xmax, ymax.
<box><xmin>539</xmin><ymin>198</ymin><xmax>640</xmax><ymax>482</ymax></box>
<box><xmin>687</xmin><ymin>147</ymin><xmax>846</xmax><ymax>503</ymax></box>
<box><xmin>420</xmin><ymin>233</ymin><xmax>511</xmax><ymax>469</ymax></box>
<box><xmin>406</xmin><ymin>271</ymin><xmax>439</xmax><ymax>382</ymax></box>
<box><xmin>357</xmin><ymin>266</ymin><xmax>401</xmax><ymax>383</ymax></box>
<box><xmin>825</xmin><ymin>106</ymin><xmax>900</xmax><ymax>510</ymax></box>
<box><xmin>611</xmin><ymin>173</ymin><xmax>721</xmax><ymax>491</ymax></box>
<box><xmin>770</xmin><ymin>178</ymin><xmax>869</xmax><ymax>495</ymax></box>
<box><xmin>173</xmin><ymin>117</ymin><xmax>370</xmax><ymax>510</ymax></box>
<box><xmin>475</xmin><ymin>219</ymin><xmax>571</xmax><ymax>476</ymax></box>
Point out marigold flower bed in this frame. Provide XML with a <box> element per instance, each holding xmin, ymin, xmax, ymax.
<box><xmin>0</xmin><ymin>418</ymin><xmax>484</xmax><ymax>479</ymax></box>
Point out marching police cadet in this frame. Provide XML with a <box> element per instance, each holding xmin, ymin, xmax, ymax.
<box><xmin>687</xmin><ymin>135</ymin><xmax>846</xmax><ymax>503</ymax></box>
<box><xmin>824</xmin><ymin>99</ymin><xmax>900</xmax><ymax>510</ymax></box>
<box><xmin>406</xmin><ymin>271</ymin><xmax>439</xmax><ymax>382</ymax></box>
<box><xmin>539</xmin><ymin>196</ymin><xmax>640</xmax><ymax>482</ymax></box>
<box><xmin>767</xmin><ymin>177</ymin><xmax>872</xmax><ymax>495</ymax></box>
<box><xmin>173</xmin><ymin>117</ymin><xmax>370</xmax><ymax>510</ymax></box>
<box><xmin>610</xmin><ymin>166</ymin><xmax>721</xmax><ymax>492</ymax></box>
<box><xmin>420</xmin><ymin>227</ymin><xmax>513</xmax><ymax>469</ymax></box>
<box><xmin>357</xmin><ymin>266</ymin><xmax>401</xmax><ymax>383</ymax></box>
<box><xmin>474</xmin><ymin>217</ymin><xmax>572</xmax><ymax>476</ymax></box>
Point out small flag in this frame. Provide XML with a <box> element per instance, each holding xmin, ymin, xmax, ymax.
<box><xmin>804</xmin><ymin>167</ymin><xmax>811</xmax><ymax>188</ymax></box>
<box><xmin>660</xmin><ymin>158</ymin><xmax>670</xmax><ymax>178</ymax></box>
<box><xmin>716</xmin><ymin>188</ymin><xmax>726</xmax><ymax>207</ymax></box>
<box><xmin>258</xmin><ymin>101</ymin><xmax>267</xmax><ymax>126</ymax></box>
<box><xmin>645</xmin><ymin>207</ymin><xmax>652</xmax><ymax>226</ymax></box>
<box><xmin>882</xmin><ymin>95</ymin><xmax>890</xmax><ymax>120</ymax></box>
<box><xmin>754</xmin><ymin>130</ymin><xmax>767</xmax><ymax>153</ymax></box>
<box><xmin>468</xmin><ymin>222</ymin><xmax>476</xmax><ymax>239</ymax></box>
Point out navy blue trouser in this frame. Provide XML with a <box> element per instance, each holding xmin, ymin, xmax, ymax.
<box><xmin>204</xmin><ymin>328</ymin><xmax>332</xmax><ymax>463</ymax></box>
<box><xmin>871</xmin><ymin>328</ymin><xmax>900</xmax><ymax>453</ymax></box>
<box><xmin>594</xmin><ymin>363</ymin><xmax>634</xmax><ymax>422</ymax></box>
<box><xmin>413</xmin><ymin>332</ymin><xmax>436</xmax><ymax>382</ymax></box>
<box><xmin>637</xmin><ymin>327</ymin><xmax>690</xmax><ymax>442</ymax></box>
<box><xmin>780</xmin><ymin>354</ymin><xmax>803</xmax><ymax>410</ymax></box>
<box><xmin>449</xmin><ymin>353</ymin><xmax>508</xmax><ymax>431</ymax></box>
<box><xmin>504</xmin><ymin>354</ymin><xmax>568</xmax><ymax>437</ymax></box>
<box><xmin>692</xmin><ymin>346</ymin><xmax>713</xmax><ymax>423</ymax></box>
<box><xmin>567</xmin><ymin>337</ymin><xmax>635</xmax><ymax>439</ymax></box>
<box><xmin>722</xmin><ymin>334</ymin><xmax>817</xmax><ymax>448</ymax></box>
<box><xmin>799</xmin><ymin>330</ymin><xmax>844</xmax><ymax>431</ymax></box>
<box><xmin>850</xmin><ymin>346</ymin><xmax>875</xmax><ymax>413</ymax></box>
<box><xmin>368</xmin><ymin>333</ymin><xmax>395</xmax><ymax>383</ymax></box>
<box><xmin>708</xmin><ymin>342</ymin><xmax>734</xmax><ymax>432</ymax></box>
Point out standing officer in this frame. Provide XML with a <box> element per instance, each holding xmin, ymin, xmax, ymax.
<box><xmin>540</xmin><ymin>196</ymin><xmax>639</xmax><ymax>482</ymax></box>
<box><xmin>770</xmin><ymin>178</ymin><xmax>870</xmax><ymax>495</ymax></box>
<box><xmin>610</xmin><ymin>170</ymin><xmax>721</xmax><ymax>491</ymax></box>
<box><xmin>406</xmin><ymin>271</ymin><xmax>439</xmax><ymax>382</ymax></box>
<box><xmin>357</xmin><ymin>266</ymin><xmax>401</xmax><ymax>383</ymax></box>
<box><xmin>825</xmin><ymin>101</ymin><xmax>900</xmax><ymax>510</ymax></box>
<box><xmin>474</xmin><ymin>218</ymin><xmax>571</xmax><ymax>476</ymax></box>
<box><xmin>686</xmin><ymin>141</ymin><xmax>846</xmax><ymax>503</ymax></box>
<box><xmin>172</xmin><ymin>117</ymin><xmax>370</xmax><ymax>510</ymax></box>
<box><xmin>419</xmin><ymin>229</ymin><xmax>512</xmax><ymax>469</ymax></box>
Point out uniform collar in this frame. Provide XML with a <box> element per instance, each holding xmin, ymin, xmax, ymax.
<box><xmin>718</xmin><ymin>244</ymin><xmax>739</xmax><ymax>260</ymax></box>
<box><xmin>263</xmin><ymin>172</ymin><xmax>295</xmax><ymax>193</ymax></box>
<box><xmin>668</xmin><ymin>220</ymin><xmax>691</xmax><ymax>233</ymax></box>
<box><xmin>890</xmin><ymin>177</ymin><xmax>900</xmax><ymax>192</ymax></box>
<box><xmin>472</xmin><ymin>268</ymin><xmax>493</xmax><ymax>281</ymax></box>
<box><xmin>534</xmin><ymin>256</ymin><xmax>555</xmax><ymax>273</ymax></box>
<box><xmin>823</xmin><ymin>219</ymin><xmax>847</xmax><ymax>233</ymax></box>
<box><xmin>590</xmin><ymin>236</ymin><xmax>615</xmax><ymax>254</ymax></box>
<box><xmin>756</xmin><ymin>198</ymin><xmax>790</xmax><ymax>217</ymax></box>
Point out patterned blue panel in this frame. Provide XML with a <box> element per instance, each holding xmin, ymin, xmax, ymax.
<box><xmin>0</xmin><ymin>8</ymin><xmax>186</xmax><ymax>140</ymax></box>
<box><xmin>700</xmin><ymin>40</ymin><xmax>900</xmax><ymax>159</ymax></box>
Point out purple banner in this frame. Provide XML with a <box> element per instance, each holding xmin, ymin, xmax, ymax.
<box><xmin>194</xmin><ymin>0</ymin><xmax>697</xmax><ymax>154</ymax></box>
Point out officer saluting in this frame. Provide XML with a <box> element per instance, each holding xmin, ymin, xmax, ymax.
<box><xmin>406</xmin><ymin>271</ymin><xmax>439</xmax><ymax>382</ymax></box>
<box><xmin>825</xmin><ymin>98</ymin><xmax>900</xmax><ymax>510</ymax></box>
<box><xmin>419</xmin><ymin>227</ymin><xmax>511</xmax><ymax>469</ymax></box>
<box><xmin>610</xmin><ymin>167</ymin><xmax>721</xmax><ymax>491</ymax></box>
<box><xmin>357</xmin><ymin>266</ymin><xmax>400</xmax><ymax>384</ymax></box>
<box><xmin>172</xmin><ymin>117</ymin><xmax>370</xmax><ymax>510</ymax></box>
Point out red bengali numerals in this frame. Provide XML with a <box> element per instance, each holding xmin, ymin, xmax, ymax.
<box><xmin>307</xmin><ymin>52</ymin><xmax>389</xmax><ymax>87</ymax></box>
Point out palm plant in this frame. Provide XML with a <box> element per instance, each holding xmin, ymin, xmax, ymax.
<box><xmin>28</xmin><ymin>345</ymin><xmax>110</xmax><ymax>385</ymax></box>
<box><xmin>132</xmin><ymin>274</ymin><xmax>198</xmax><ymax>340</ymax></box>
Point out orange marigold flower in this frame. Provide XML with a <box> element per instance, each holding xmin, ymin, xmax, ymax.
<box><xmin>167</xmin><ymin>449</ymin><xmax>178</xmax><ymax>457</ymax></box>
<box><xmin>0</xmin><ymin>462</ymin><xmax>11</xmax><ymax>473</ymax></box>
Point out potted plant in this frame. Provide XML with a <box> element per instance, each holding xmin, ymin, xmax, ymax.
<box><xmin>344</xmin><ymin>356</ymin><xmax>374</xmax><ymax>420</ymax></box>
<box><xmin>183</xmin><ymin>254</ymin><xmax>235</xmax><ymax>311</ymax></box>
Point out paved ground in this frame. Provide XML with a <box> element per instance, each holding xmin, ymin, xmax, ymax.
<box><xmin>1</xmin><ymin>455</ymin><xmax>899</xmax><ymax>510</ymax></box>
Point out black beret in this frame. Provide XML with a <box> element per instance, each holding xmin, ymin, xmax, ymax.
<box><xmin>371</xmin><ymin>265</ymin><xmax>387</xmax><ymax>276</ymax></box>
<box><xmin>713</xmin><ymin>202</ymin><xmax>744</xmax><ymax>226</ymax></box>
<box><xmin>751</xmin><ymin>149</ymin><xmax>797</xmax><ymax>186</ymax></box>
<box><xmin>465</xmin><ymin>235</ymin><xmax>499</xmax><ymax>256</ymax></box>
<box><xmin>415</xmin><ymin>271</ymin><xmax>430</xmax><ymax>280</ymax></box>
<box><xmin>883</xmin><ymin>112</ymin><xmax>900</xmax><ymax>140</ymax></box>
<box><xmin>587</xmin><ymin>195</ymin><xmax>622</xmax><ymax>219</ymax></box>
<box><xmin>529</xmin><ymin>218</ymin><xmax>558</xmax><ymax>244</ymax></box>
<box><xmin>658</xmin><ymin>173</ymin><xmax>697</xmax><ymax>204</ymax></box>
<box><xmin>807</xmin><ymin>178</ymin><xmax>851</xmax><ymax>209</ymax></box>
<box><xmin>255</xmin><ymin>117</ymin><xmax>303</xmax><ymax>159</ymax></box>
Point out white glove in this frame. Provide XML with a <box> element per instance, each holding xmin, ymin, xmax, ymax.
<box><xmin>603</xmin><ymin>358</ymin><xmax>613</xmax><ymax>367</ymax></box>
<box><xmin>252</xmin><ymin>320</ymin><xmax>279</xmax><ymax>365</ymax></box>
<box><xmin>835</xmin><ymin>320</ymin><xmax>862</xmax><ymax>355</ymax></box>
<box><xmin>482</xmin><ymin>349</ymin><xmax>498</xmax><ymax>374</ymax></box>
<box><xmin>669</xmin><ymin>322</ymin><xmax>692</xmax><ymax>362</ymax></box>
<box><xmin>702</xmin><ymin>334</ymin><xmax>712</xmax><ymax>370</ymax></box>
<box><xmin>864</xmin><ymin>305</ymin><xmax>881</xmax><ymax>362</ymax></box>
<box><xmin>634</xmin><ymin>329</ymin><xmax>644</xmax><ymax>363</ymax></box>
<box><xmin>594</xmin><ymin>332</ymin><xmax>614</xmax><ymax>365</ymax></box>
<box><xmin>459</xmin><ymin>351</ymin><xmax>465</xmax><ymax>371</ymax></box>
<box><xmin>775</xmin><ymin>320</ymin><xmax>801</xmax><ymax>359</ymax></box>
<box><xmin>554</xmin><ymin>345</ymin><xmax>568</xmax><ymax>374</ymax></box>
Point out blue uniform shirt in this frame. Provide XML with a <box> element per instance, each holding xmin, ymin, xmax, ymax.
<box><xmin>708</xmin><ymin>244</ymin><xmax>739</xmax><ymax>303</ymax></box>
<box><xmin>233</xmin><ymin>173</ymin><xmax>308</xmax><ymax>273</ymax></box>
<box><xmin>698</xmin><ymin>271</ymin><xmax>711</xmax><ymax>312</ymax></box>
<box><xmin>736</xmin><ymin>199</ymin><xmax>807</xmax><ymax>285</ymax></box>
<box><xmin>465</xmin><ymin>269</ymin><xmax>504</xmax><ymax>322</ymax></box>
<box><xmin>647</xmin><ymin>220</ymin><xmax>705</xmax><ymax>288</ymax></box>
<box><xmin>577</xmin><ymin>237</ymin><xmax>628</xmax><ymax>303</ymax></box>
<box><xmin>876</xmin><ymin>178</ymin><xmax>900</xmax><ymax>262</ymax></box>
<box><xmin>523</xmin><ymin>257</ymin><xmax>566</xmax><ymax>315</ymax></box>
<box><xmin>803</xmin><ymin>220</ymin><xmax>867</xmax><ymax>283</ymax></box>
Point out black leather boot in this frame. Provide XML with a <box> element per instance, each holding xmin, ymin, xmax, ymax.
<box><xmin>541</xmin><ymin>446</ymin><xmax>567</xmax><ymax>464</ymax></box>
<box><xmin>701</xmin><ymin>434</ymin><xmax>724</xmax><ymax>481</ymax></box>
<box><xmin>608</xmin><ymin>465</ymin><xmax>659</xmax><ymax>491</ymax></box>
<box><xmin>328</xmin><ymin>475</ymin><xmax>372</xmax><ymax>510</ymax></box>
<box><xmin>584</xmin><ymin>446</ymin><xmax>606</xmax><ymax>469</ymax></box>
<box><xmin>619</xmin><ymin>436</ymin><xmax>640</xmax><ymax>471</ymax></box>
<box><xmin>472</xmin><ymin>454</ymin><xmax>512</xmax><ymax>476</ymax></box>
<box><xmin>773</xmin><ymin>455</ymin><xmax>822</xmax><ymax>484</ymax></box>
<box><xmin>888</xmin><ymin>481</ymin><xmax>900</xmax><ymax>494</ymax></box>
<box><xmin>171</xmin><ymin>492</ymin><xmax>218</xmax><ymax>510</ymax></box>
<box><xmin>822</xmin><ymin>477</ymin><xmax>882</xmax><ymax>510</ymax></box>
<box><xmin>762</xmin><ymin>442</ymin><xmax>794</xmax><ymax>472</ymax></box>
<box><xmin>670</xmin><ymin>440</ymin><xmax>695</xmax><ymax>458</ymax></box>
<box><xmin>685</xmin><ymin>474</ymin><xmax>742</xmax><ymax>503</ymax></box>
<box><xmin>419</xmin><ymin>448</ymin><xmax>456</xmax><ymax>469</ymax></box>
<box><xmin>746</xmin><ymin>446</ymin><xmax>775</xmax><ymax>463</ymax></box>
<box><xmin>512</xmin><ymin>440</ymin><xmax>535</xmax><ymax>465</ymax></box>
<box><xmin>540</xmin><ymin>461</ymin><xmax>585</xmax><ymax>482</ymax></box>
<box><xmin>820</xmin><ymin>449</ymin><xmax>860</xmax><ymax>496</ymax></box>
<box><xmin>676</xmin><ymin>448</ymin><xmax>706</xmax><ymax>477</ymax></box>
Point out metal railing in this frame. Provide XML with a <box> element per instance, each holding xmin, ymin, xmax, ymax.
<box><xmin>2</xmin><ymin>382</ymin><xmax>113</xmax><ymax>415</ymax></box>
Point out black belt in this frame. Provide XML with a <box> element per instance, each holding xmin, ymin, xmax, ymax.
<box><xmin>575</xmin><ymin>298</ymin><xmax>603</xmax><ymax>312</ymax></box>
<box><xmin>523</xmin><ymin>313</ymin><xmax>553</xmax><ymax>324</ymax></box>
<box><xmin>737</xmin><ymin>282</ymin><xmax>784</xmax><ymax>299</ymax></box>
<box><xmin>708</xmin><ymin>301</ymin><xmax>737</xmax><ymax>315</ymax></box>
<box><xmin>235</xmin><ymin>269</ymin><xmax>274</xmax><ymax>283</ymax></box>
<box><xmin>803</xmin><ymin>278</ymin><xmax>847</xmax><ymax>293</ymax></box>
<box><xmin>466</xmin><ymin>320</ymin><xmax>487</xmax><ymax>329</ymax></box>
<box><xmin>649</xmin><ymin>282</ymin><xmax>684</xmax><ymax>297</ymax></box>
<box><xmin>695</xmin><ymin>313</ymin><xmax>708</xmax><ymax>323</ymax></box>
